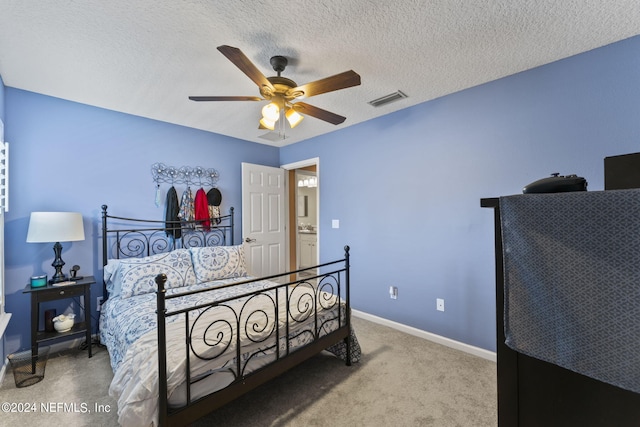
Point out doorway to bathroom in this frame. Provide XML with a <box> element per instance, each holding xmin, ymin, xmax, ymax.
<box><xmin>282</xmin><ymin>158</ymin><xmax>319</xmax><ymax>274</ymax></box>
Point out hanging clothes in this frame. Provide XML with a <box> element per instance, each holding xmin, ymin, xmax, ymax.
<box><xmin>154</xmin><ymin>184</ymin><xmax>161</xmax><ymax>207</ymax></box>
<box><xmin>165</xmin><ymin>186</ymin><xmax>181</xmax><ymax>239</ymax></box>
<box><xmin>207</xmin><ymin>188</ymin><xmax>222</xmax><ymax>224</ymax></box>
<box><xmin>179</xmin><ymin>187</ymin><xmax>195</xmax><ymax>229</ymax></box>
<box><xmin>194</xmin><ymin>188</ymin><xmax>210</xmax><ymax>231</ymax></box>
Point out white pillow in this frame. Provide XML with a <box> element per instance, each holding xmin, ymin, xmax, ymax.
<box><xmin>118</xmin><ymin>249</ymin><xmax>197</xmax><ymax>298</ymax></box>
<box><xmin>103</xmin><ymin>259</ymin><xmax>122</xmax><ymax>298</ymax></box>
<box><xmin>189</xmin><ymin>245</ymin><xmax>247</xmax><ymax>283</ymax></box>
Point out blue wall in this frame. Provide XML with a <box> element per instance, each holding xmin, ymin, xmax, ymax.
<box><xmin>3</xmin><ymin>35</ymin><xmax>640</xmax><ymax>356</ymax></box>
<box><xmin>281</xmin><ymin>35</ymin><xmax>640</xmax><ymax>351</ymax></box>
<box><xmin>3</xmin><ymin>89</ymin><xmax>279</xmax><ymax>355</ymax></box>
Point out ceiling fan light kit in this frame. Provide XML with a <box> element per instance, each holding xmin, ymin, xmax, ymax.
<box><xmin>262</xmin><ymin>102</ymin><xmax>280</xmax><ymax>120</ymax></box>
<box><xmin>259</xmin><ymin>116</ymin><xmax>276</xmax><ymax>131</ymax></box>
<box><xmin>189</xmin><ymin>45</ymin><xmax>361</xmax><ymax>135</ymax></box>
<box><xmin>285</xmin><ymin>108</ymin><xmax>304</xmax><ymax>128</ymax></box>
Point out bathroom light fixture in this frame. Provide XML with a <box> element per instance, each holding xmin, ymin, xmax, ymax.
<box><xmin>297</xmin><ymin>176</ymin><xmax>317</xmax><ymax>188</ymax></box>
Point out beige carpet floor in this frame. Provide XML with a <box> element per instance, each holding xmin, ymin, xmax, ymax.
<box><xmin>0</xmin><ymin>316</ymin><xmax>497</xmax><ymax>426</ymax></box>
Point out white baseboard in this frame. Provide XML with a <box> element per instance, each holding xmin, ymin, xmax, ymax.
<box><xmin>0</xmin><ymin>358</ymin><xmax>6</xmax><ymax>386</ymax></box>
<box><xmin>0</xmin><ymin>312</ymin><xmax>11</xmax><ymax>339</ymax></box>
<box><xmin>0</xmin><ymin>311</ymin><xmax>12</xmax><ymax>386</ymax></box>
<box><xmin>14</xmin><ymin>334</ymin><xmax>100</xmax><ymax>358</ymax></box>
<box><xmin>45</xmin><ymin>334</ymin><xmax>99</xmax><ymax>355</ymax></box>
<box><xmin>352</xmin><ymin>310</ymin><xmax>497</xmax><ymax>362</ymax></box>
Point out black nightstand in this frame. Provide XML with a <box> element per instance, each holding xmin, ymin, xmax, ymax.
<box><xmin>23</xmin><ymin>276</ymin><xmax>95</xmax><ymax>359</ymax></box>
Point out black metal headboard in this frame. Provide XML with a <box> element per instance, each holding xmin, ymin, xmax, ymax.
<box><xmin>100</xmin><ymin>204</ymin><xmax>234</xmax><ymax>299</ymax></box>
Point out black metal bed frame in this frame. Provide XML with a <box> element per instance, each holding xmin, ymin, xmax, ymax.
<box><xmin>101</xmin><ymin>205</ymin><xmax>235</xmax><ymax>300</ymax></box>
<box><xmin>101</xmin><ymin>205</ymin><xmax>352</xmax><ymax>426</ymax></box>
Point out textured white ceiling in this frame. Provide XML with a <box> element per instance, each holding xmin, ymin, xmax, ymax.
<box><xmin>0</xmin><ymin>1</ymin><xmax>639</xmax><ymax>146</ymax></box>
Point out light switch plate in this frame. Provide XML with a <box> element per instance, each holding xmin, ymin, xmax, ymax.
<box><xmin>332</xmin><ymin>219</ymin><xmax>339</xmax><ymax>228</ymax></box>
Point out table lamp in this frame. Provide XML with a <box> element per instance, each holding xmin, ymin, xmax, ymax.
<box><xmin>26</xmin><ymin>212</ymin><xmax>85</xmax><ymax>284</ymax></box>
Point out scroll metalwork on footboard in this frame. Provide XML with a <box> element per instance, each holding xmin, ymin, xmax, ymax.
<box><xmin>155</xmin><ymin>247</ymin><xmax>352</xmax><ymax>426</ymax></box>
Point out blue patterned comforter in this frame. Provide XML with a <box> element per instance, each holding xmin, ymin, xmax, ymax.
<box><xmin>99</xmin><ymin>277</ymin><xmax>273</xmax><ymax>371</ymax></box>
<box><xmin>99</xmin><ymin>276</ymin><xmax>354</xmax><ymax>427</ymax></box>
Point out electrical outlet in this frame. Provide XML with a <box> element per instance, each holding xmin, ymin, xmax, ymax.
<box><xmin>97</xmin><ymin>297</ymin><xmax>103</xmax><ymax>312</ymax></box>
<box><xmin>436</xmin><ymin>298</ymin><xmax>445</xmax><ymax>312</ymax></box>
<box><xmin>389</xmin><ymin>286</ymin><xmax>398</xmax><ymax>300</ymax></box>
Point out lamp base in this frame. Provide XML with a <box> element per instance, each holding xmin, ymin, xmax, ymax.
<box><xmin>49</xmin><ymin>273</ymin><xmax>68</xmax><ymax>284</ymax></box>
<box><xmin>49</xmin><ymin>241</ymin><xmax>67</xmax><ymax>284</ymax></box>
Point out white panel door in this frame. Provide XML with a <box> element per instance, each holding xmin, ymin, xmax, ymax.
<box><xmin>241</xmin><ymin>163</ymin><xmax>286</xmax><ymax>277</ymax></box>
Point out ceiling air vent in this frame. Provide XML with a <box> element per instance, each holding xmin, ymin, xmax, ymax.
<box><xmin>368</xmin><ymin>90</ymin><xmax>408</xmax><ymax>107</ymax></box>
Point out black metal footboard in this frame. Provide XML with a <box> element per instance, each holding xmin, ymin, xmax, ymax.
<box><xmin>155</xmin><ymin>246</ymin><xmax>351</xmax><ymax>427</ymax></box>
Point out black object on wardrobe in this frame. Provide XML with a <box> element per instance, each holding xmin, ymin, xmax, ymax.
<box><xmin>605</xmin><ymin>152</ymin><xmax>640</xmax><ymax>190</ymax></box>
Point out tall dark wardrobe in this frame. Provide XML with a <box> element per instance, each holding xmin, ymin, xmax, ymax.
<box><xmin>481</xmin><ymin>152</ymin><xmax>640</xmax><ymax>426</ymax></box>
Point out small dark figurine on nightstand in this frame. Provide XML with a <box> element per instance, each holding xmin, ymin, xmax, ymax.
<box><xmin>70</xmin><ymin>265</ymin><xmax>83</xmax><ymax>281</ymax></box>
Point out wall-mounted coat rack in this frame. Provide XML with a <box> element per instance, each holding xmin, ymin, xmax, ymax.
<box><xmin>151</xmin><ymin>163</ymin><xmax>219</xmax><ymax>187</ymax></box>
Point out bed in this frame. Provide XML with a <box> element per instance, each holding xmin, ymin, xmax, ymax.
<box><xmin>99</xmin><ymin>205</ymin><xmax>359</xmax><ymax>427</ymax></box>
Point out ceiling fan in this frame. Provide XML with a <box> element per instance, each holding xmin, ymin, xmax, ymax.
<box><xmin>189</xmin><ymin>45</ymin><xmax>361</xmax><ymax>131</ymax></box>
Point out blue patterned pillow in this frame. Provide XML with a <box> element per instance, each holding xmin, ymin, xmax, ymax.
<box><xmin>103</xmin><ymin>259</ymin><xmax>122</xmax><ymax>298</ymax></box>
<box><xmin>189</xmin><ymin>245</ymin><xmax>247</xmax><ymax>283</ymax></box>
<box><xmin>118</xmin><ymin>249</ymin><xmax>197</xmax><ymax>298</ymax></box>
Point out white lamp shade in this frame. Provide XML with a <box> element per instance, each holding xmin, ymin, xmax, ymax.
<box><xmin>285</xmin><ymin>108</ymin><xmax>304</xmax><ymax>128</ymax></box>
<box><xmin>261</xmin><ymin>103</ymin><xmax>280</xmax><ymax>121</ymax></box>
<box><xmin>259</xmin><ymin>117</ymin><xmax>276</xmax><ymax>130</ymax></box>
<box><xmin>26</xmin><ymin>212</ymin><xmax>85</xmax><ymax>243</ymax></box>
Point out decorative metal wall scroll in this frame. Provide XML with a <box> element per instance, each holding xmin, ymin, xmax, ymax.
<box><xmin>151</xmin><ymin>163</ymin><xmax>219</xmax><ymax>187</ymax></box>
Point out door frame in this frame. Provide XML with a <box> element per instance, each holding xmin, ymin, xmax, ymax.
<box><xmin>281</xmin><ymin>157</ymin><xmax>320</xmax><ymax>271</ymax></box>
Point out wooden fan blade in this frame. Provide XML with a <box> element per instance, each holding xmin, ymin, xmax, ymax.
<box><xmin>217</xmin><ymin>45</ymin><xmax>275</xmax><ymax>92</ymax></box>
<box><xmin>293</xmin><ymin>102</ymin><xmax>346</xmax><ymax>125</ymax></box>
<box><xmin>189</xmin><ymin>96</ymin><xmax>262</xmax><ymax>101</ymax></box>
<box><xmin>287</xmin><ymin>70</ymin><xmax>361</xmax><ymax>99</ymax></box>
